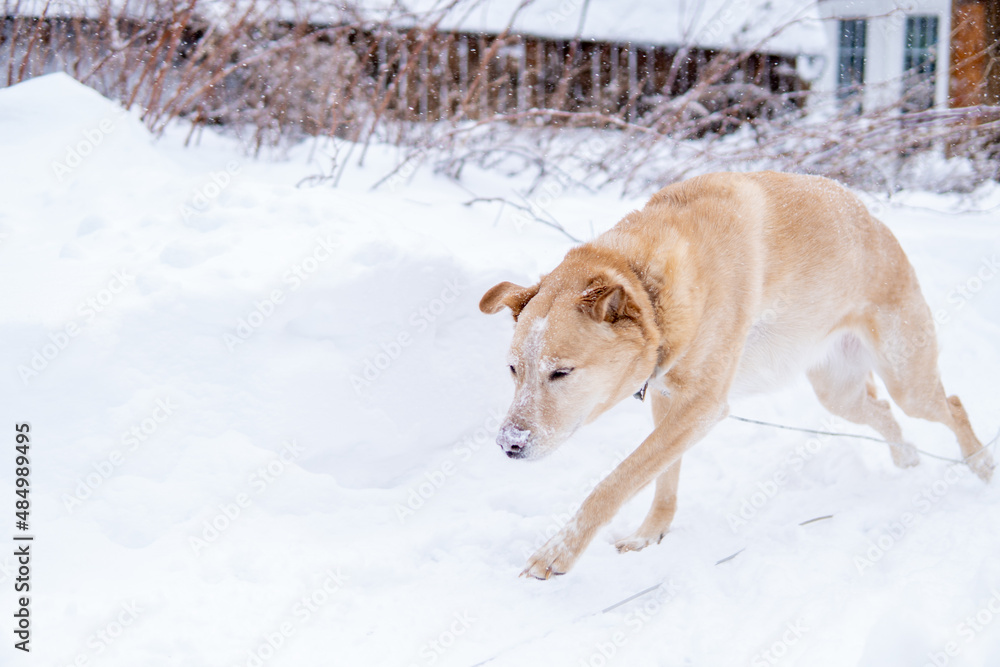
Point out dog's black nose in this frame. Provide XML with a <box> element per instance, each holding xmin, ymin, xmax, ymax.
<box><xmin>498</xmin><ymin>422</ymin><xmax>531</xmax><ymax>458</ymax></box>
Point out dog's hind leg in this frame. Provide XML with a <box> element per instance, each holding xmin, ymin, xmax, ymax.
<box><xmin>615</xmin><ymin>457</ymin><xmax>682</xmax><ymax>553</ymax></box>
<box><xmin>871</xmin><ymin>300</ymin><xmax>994</xmax><ymax>482</ymax></box>
<box><xmin>807</xmin><ymin>333</ymin><xmax>919</xmax><ymax>469</ymax></box>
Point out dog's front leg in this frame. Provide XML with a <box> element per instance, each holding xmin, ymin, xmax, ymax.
<box><xmin>521</xmin><ymin>394</ymin><xmax>727</xmax><ymax>579</ymax></box>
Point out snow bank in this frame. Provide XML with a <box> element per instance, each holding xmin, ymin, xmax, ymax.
<box><xmin>1</xmin><ymin>74</ymin><xmax>999</xmax><ymax>666</ymax></box>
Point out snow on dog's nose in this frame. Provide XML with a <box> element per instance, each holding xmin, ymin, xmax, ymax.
<box><xmin>497</xmin><ymin>422</ymin><xmax>532</xmax><ymax>458</ymax></box>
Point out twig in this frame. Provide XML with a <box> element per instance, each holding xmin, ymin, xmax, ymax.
<box><xmin>463</xmin><ymin>196</ymin><xmax>582</xmax><ymax>243</ymax></box>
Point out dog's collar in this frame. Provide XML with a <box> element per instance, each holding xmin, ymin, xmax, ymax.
<box><xmin>633</xmin><ymin>382</ymin><xmax>648</xmax><ymax>401</ymax></box>
<box><xmin>634</xmin><ymin>351</ymin><xmax>670</xmax><ymax>401</ymax></box>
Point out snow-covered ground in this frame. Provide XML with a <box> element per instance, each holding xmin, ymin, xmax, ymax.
<box><xmin>2</xmin><ymin>73</ymin><xmax>1000</xmax><ymax>666</ymax></box>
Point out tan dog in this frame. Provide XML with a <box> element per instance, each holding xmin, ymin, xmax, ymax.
<box><xmin>480</xmin><ymin>171</ymin><xmax>994</xmax><ymax>580</ymax></box>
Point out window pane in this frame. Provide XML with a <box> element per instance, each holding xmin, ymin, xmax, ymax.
<box><xmin>903</xmin><ymin>15</ymin><xmax>938</xmax><ymax>111</ymax></box>
<box><xmin>837</xmin><ymin>19</ymin><xmax>866</xmax><ymax>109</ymax></box>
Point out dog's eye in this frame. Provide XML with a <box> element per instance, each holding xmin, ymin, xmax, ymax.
<box><xmin>509</xmin><ymin>365</ymin><xmax>517</xmax><ymax>376</ymax></box>
<box><xmin>549</xmin><ymin>368</ymin><xmax>574</xmax><ymax>381</ymax></box>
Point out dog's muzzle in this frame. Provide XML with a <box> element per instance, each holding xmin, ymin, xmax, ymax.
<box><xmin>497</xmin><ymin>423</ymin><xmax>532</xmax><ymax>459</ymax></box>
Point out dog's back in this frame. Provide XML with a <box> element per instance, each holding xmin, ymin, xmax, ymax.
<box><xmin>599</xmin><ymin>172</ymin><xmax>921</xmax><ymax>381</ymax></box>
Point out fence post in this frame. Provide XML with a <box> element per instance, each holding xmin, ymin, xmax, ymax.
<box><xmin>517</xmin><ymin>37</ymin><xmax>529</xmax><ymax>112</ymax></box>
<box><xmin>536</xmin><ymin>40</ymin><xmax>546</xmax><ymax>109</ymax></box>
<box><xmin>627</xmin><ymin>43</ymin><xmax>638</xmax><ymax>121</ymax></box>
<box><xmin>439</xmin><ymin>40</ymin><xmax>450</xmax><ymax>119</ymax></box>
<box><xmin>590</xmin><ymin>44</ymin><xmax>601</xmax><ymax>111</ymax></box>
<box><xmin>479</xmin><ymin>35</ymin><xmax>488</xmax><ymax>115</ymax></box>
<box><xmin>419</xmin><ymin>46</ymin><xmax>429</xmax><ymax>120</ymax></box>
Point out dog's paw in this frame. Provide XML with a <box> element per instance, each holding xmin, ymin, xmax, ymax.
<box><xmin>521</xmin><ymin>533</ymin><xmax>580</xmax><ymax>580</ymax></box>
<box><xmin>890</xmin><ymin>442</ymin><xmax>920</xmax><ymax>469</ymax></box>
<box><xmin>967</xmin><ymin>448</ymin><xmax>995</xmax><ymax>484</ymax></box>
<box><xmin>615</xmin><ymin>530</ymin><xmax>665</xmax><ymax>554</ymax></box>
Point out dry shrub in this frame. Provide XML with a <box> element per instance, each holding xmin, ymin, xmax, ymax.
<box><xmin>2</xmin><ymin>0</ymin><xmax>998</xmax><ymax>194</ymax></box>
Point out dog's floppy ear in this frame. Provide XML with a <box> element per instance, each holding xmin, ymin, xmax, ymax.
<box><xmin>479</xmin><ymin>281</ymin><xmax>539</xmax><ymax>320</ymax></box>
<box><xmin>579</xmin><ymin>279</ymin><xmax>638</xmax><ymax>324</ymax></box>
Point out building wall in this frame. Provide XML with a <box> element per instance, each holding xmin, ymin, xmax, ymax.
<box><xmin>951</xmin><ymin>0</ymin><xmax>988</xmax><ymax>106</ymax></box>
<box><xmin>990</xmin><ymin>0</ymin><xmax>1000</xmax><ymax>102</ymax></box>
<box><xmin>981</xmin><ymin>0</ymin><xmax>1000</xmax><ymax>103</ymax></box>
<box><xmin>814</xmin><ymin>0</ymin><xmax>953</xmax><ymax>109</ymax></box>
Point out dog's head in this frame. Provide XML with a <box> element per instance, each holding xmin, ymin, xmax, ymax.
<box><xmin>480</xmin><ymin>261</ymin><xmax>661</xmax><ymax>460</ymax></box>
